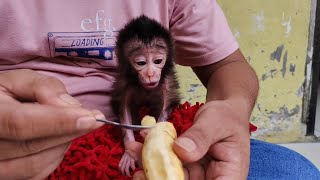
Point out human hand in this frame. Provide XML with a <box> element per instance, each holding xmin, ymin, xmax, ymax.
<box><xmin>173</xmin><ymin>101</ymin><xmax>250</xmax><ymax>180</ymax></box>
<box><xmin>0</xmin><ymin>69</ymin><xmax>104</xmax><ymax>180</ymax></box>
<box><xmin>119</xmin><ymin>141</ymin><xmax>144</xmax><ymax>176</ymax></box>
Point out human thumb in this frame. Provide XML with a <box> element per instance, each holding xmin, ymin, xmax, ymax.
<box><xmin>173</xmin><ymin>122</ymin><xmax>214</xmax><ymax>163</ymax></box>
<box><xmin>172</xmin><ymin>101</ymin><xmax>222</xmax><ymax>163</ymax></box>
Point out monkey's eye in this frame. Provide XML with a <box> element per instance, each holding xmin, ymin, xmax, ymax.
<box><xmin>136</xmin><ymin>61</ymin><xmax>146</xmax><ymax>66</ymax></box>
<box><xmin>154</xmin><ymin>59</ymin><xmax>163</xmax><ymax>64</ymax></box>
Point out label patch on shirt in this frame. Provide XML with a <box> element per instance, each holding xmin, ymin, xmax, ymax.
<box><xmin>48</xmin><ymin>32</ymin><xmax>118</xmax><ymax>68</ymax></box>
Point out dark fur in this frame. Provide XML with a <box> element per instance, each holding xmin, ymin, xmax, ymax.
<box><xmin>111</xmin><ymin>15</ymin><xmax>180</xmax><ymax>124</ymax></box>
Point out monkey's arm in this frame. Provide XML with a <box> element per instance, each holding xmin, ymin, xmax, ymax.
<box><xmin>119</xmin><ymin>90</ymin><xmax>143</xmax><ymax>176</ymax></box>
<box><xmin>158</xmin><ymin>79</ymin><xmax>171</xmax><ymax>122</ymax></box>
<box><xmin>192</xmin><ymin>48</ymin><xmax>259</xmax><ymax>124</ymax></box>
<box><xmin>121</xmin><ymin>91</ymin><xmax>135</xmax><ymax>143</ymax></box>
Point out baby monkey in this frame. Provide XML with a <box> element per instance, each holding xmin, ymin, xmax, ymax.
<box><xmin>111</xmin><ymin>15</ymin><xmax>180</xmax><ymax>176</ymax></box>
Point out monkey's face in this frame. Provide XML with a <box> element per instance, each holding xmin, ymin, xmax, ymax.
<box><xmin>130</xmin><ymin>47</ymin><xmax>166</xmax><ymax>89</ymax></box>
<box><xmin>125</xmin><ymin>39</ymin><xmax>168</xmax><ymax>90</ymax></box>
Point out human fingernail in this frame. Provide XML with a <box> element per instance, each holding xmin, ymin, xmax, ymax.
<box><xmin>90</xmin><ymin>110</ymin><xmax>105</xmax><ymax>126</ymax></box>
<box><xmin>59</xmin><ymin>94</ymin><xmax>81</xmax><ymax>105</ymax></box>
<box><xmin>175</xmin><ymin>137</ymin><xmax>196</xmax><ymax>152</ymax></box>
<box><xmin>76</xmin><ymin>116</ymin><xmax>96</xmax><ymax>130</ymax></box>
<box><xmin>93</xmin><ymin>111</ymin><xmax>105</xmax><ymax>120</ymax></box>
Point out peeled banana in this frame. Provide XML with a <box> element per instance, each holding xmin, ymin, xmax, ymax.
<box><xmin>140</xmin><ymin>116</ymin><xmax>184</xmax><ymax>180</ymax></box>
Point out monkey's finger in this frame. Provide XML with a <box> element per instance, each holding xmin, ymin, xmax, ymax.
<box><xmin>0</xmin><ymin>69</ymin><xmax>81</xmax><ymax>107</ymax></box>
<box><xmin>130</xmin><ymin>158</ymin><xmax>136</xmax><ymax>173</ymax></box>
<box><xmin>120</xmin><ymin>155</ymin><xmax>129</xmax><ymax>175</ymax></box>
<box><xmin>119</xmin><ymin>155</ymin><xmax>125</xmax><ymax>169</ymax></box>
<box><xmin>126</xmin><ymin>159</ymin><xmax>133</xmax><ymax>177</ymax></box>
<box><xmin>119</xmin><ymin>156</ymin><xmax>126</xmax><ymax>175</ymax></box>
<box><xmin>139</xmin><ymin>129</ymin><xmax>149</xmax><ymax>139</ymax></box>
<box><xmin>123</xmin><ymin>155</ymin><xmax>133</xmax><ymax>176</ymax></box>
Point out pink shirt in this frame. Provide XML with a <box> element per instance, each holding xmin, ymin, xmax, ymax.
<box><xmin>0</xmin><ymin>0</ymin><xmax>238</xmax><ymax>119</ymax></box>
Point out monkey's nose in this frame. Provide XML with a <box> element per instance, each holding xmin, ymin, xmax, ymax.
<box><xmin>147</xmin><ymin>69</ymin><xmax>155</xmax><ymax>77</ymax></box>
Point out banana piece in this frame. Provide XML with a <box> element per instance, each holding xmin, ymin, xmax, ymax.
<box><xmin>141</xmin><ymin>116</ymin><xmax>184</xmax><ymax>180</ymax></box>
<box><xmin>141</xmin><ymin>115</ymin><xmax>157</xmax><ymax>126</ymax></box>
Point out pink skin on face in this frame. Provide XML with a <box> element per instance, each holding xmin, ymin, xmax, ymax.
<box><xmin>130</xmin><ymin>48</ymin><xmax>166</xmax><ymax>90</ymax></box>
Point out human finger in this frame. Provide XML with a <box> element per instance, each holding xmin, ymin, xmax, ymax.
<box><xmin>0</xmin><ymin>90</ymin><xmax>19</xmax><ymax>104</ymax></box>
<box><xmin>26</xmin><ymin>153</ymin><xmax>65</xmax><ymax>180</ymax></box>
<box><xmin>0</xmin><ymin>69</ymin><xmax>81</xmax><ymax>107</ymax></box>
<box><xmin>206</xmin><ymin>139</ymin><xmax>250</xmax><ymax>179</ymax></box>
<box><xmin>185</xmin><ymin>162</ymin><xmax>205</xmax><ymax>180</ymax></box>
<box><xmin>0</xmin><ymin>103</ymin><xmax>103</xmax><ymax>140</ymax></box>
<box><xmin>183</xmin><ymin>168</ymin><xmax>189</xmax><ymax>180</ymax></box>
<box><xmin>173</xmin><ymin>101</ymin><xmax>243</xmax><ymax>163</ymax></box>
<box><xmin>0</xmin><ymin>143</ymin><xmax>69</xmax><ymax>180</ymax></box>
<box><xmin>0</xmin><ymin>109</ymin><xmax>104</xmax><ymax>160</ymax></box>
<box><xmin>173</xmin><ymin>119</ymin><xmax>215</xmax><ymax>163</ymax></box>
<box><xmin>0</xmin><ymin>131</ymin><xmax>87</xmax><ymax>160</ymax></box>
<box><xmin>132</xmin><ymin>170</ymin><xmax>147</xmax><ymax>180</ymax></box>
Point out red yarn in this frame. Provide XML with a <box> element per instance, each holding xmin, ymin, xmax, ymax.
<box><xmin>46</xmin><ymin>102</ymin><xmax>256</xmax><ymax>180</ymax></box>
<box><xmin>250</xmin><ymin>123</ymin><xmax>258</xmax><ymax>132</ymax></box>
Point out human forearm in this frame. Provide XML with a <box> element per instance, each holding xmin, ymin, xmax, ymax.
<box><xmin>174</xmin><ymin>50</ymin><xmax>256</xmax><ymax>179</ymax></box>
<box><xmin>193</xmin><ymin>49</ymin><xmax>259</xmax><ymax>121</ymax></box>
<box><xmin>207</xmin><ymin>61</ymin><xmax>258</xmax><ymax>120</ymax></box>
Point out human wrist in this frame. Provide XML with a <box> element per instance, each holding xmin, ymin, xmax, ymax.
<box><xmin>196</xmin><ymin>99</ymin><xmax>251</xmax><ymax>127</ymax></box>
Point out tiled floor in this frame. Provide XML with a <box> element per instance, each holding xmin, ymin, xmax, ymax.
<box><xmin>278</xmin><ymin>85</ymin><xmax>320</xmax><ymax>170</ymax></box>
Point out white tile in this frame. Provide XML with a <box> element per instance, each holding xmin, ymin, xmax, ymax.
<box><xmin>279</xmin><ymin>142</ymin><xmax>320</xmax><ymax>169</ymax></box>
<box><xmin>316</xmin><ymin>129</ymin><xmax>320</xmax><ymax>138</ymax></box>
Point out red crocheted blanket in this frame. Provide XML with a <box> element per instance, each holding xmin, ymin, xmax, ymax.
<box><xmin>46</xmin><ymin>102</ymin><xmax>257</xmax><ymax>180</ymax></box>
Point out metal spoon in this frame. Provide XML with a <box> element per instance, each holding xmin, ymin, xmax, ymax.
<box><xmin>96</xmin><ymin>118</ymin><xmax>155</xmax><ymax>131</ymax></box>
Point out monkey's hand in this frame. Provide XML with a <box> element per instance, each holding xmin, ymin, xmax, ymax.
<box><xmin>119</xmin><ymin>141</ymin><xmax>143</xmax><ymax>176</ymax></box>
